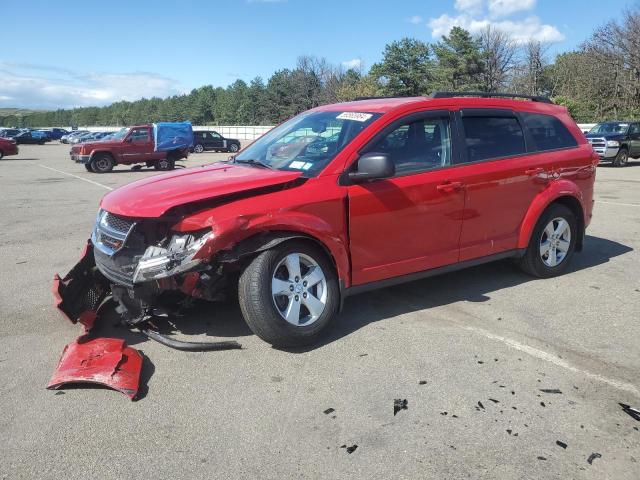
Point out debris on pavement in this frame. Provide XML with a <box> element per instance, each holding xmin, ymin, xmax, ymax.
<box><xmin>340</xmin><ymin>444</ymin><xmax>358</xmax><ymax>454</ymax></box>
<box><xmin>556</xmin><ymin>440</ymin><xmax>568</xmax><ymax>449</ymax></box>
<box><xmin>540</xmin><ymin>401</ymin><xmax>546</xmax><ymax>407</ymax></box>
<box><xmin>537</xmin><ymin>456</ymin><xmax>547</xmax><ymax>461</ymax></box>
<box><xmin>587</xmin><ymin>453</ymin><xmax>602</xmax><ymax>465</ymax></box>
<box><xmin>47</xmin><ymin>336</ymin><xmax>143</xmax><ymax>400</ymax></box>
<box><xmin>540</xmin><ymin>389</ymin><xmax>563</xmax><ymax>394</ymax></box>
<box><xmin>478</xmin><ymin>401</ymin><xmax>485</xmax><ymax>410</ymax></box>
<box><xmin>489</xmin><ymin>398</ymin><xmax>500</xmax><ymax>404</ymax></box>
<box><xmin>394</xmin><ymin>399</ymin><xmax>408</xmax><ymax>416</ymax></box>
<box><xmin>419</xmin><ymin>380</ymin><xmax>427</xmax><ymax>385</ymax></box>
<box><xmin>323</xmin><ymin>408</ymin><xmax>335</xmax><ymax>415</ymax></box>
<box><xmin>619</xmin><ymin>403</ymin><xmax>640</xmax><ymax>421</ymax></box>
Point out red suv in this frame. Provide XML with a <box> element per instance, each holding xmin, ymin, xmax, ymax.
<box><xmin>55</xmin><ymin>93</ymin><xmax>597</xmax><ymax>347</ymax></box>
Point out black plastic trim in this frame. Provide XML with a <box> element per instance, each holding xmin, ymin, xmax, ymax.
<box><xmin>344</xmin><ymin>249</ymin><xmax>525</xmax><ymax>297</ymax></box>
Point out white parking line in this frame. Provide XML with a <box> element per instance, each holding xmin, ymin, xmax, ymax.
<box><xmin>597</xmin><ymin>200</ymin><xmax>640</xmax><ymax>207</ymax></box>
<box><xmin>464</xmin><ymin>325</ymin><xmax>640</xmax><ymax>397</ymax></box>
<box><xmin>37</xmin><ymin>164</ymin><xmax>113</xmax><ymax>191</ymax></box>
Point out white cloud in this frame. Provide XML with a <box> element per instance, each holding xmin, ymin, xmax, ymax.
<box><xmin>0</xmin><ymin>63</ymin><xmax>182</xmax><ymax>109</ymax></box>
<box><xmin>426</xmin><ymin>0</ymin><xmax>562</xmax><ymax>44</ymax></box>
<box><xmin>488</xmin><ymin>0</ymin><xmax>536</xmax><ymax>18</ymax></box>
<box><xmin>454</xmin><ymin>0</ymin><xmax>484</xmax><ymax>15</ymax></box>
<box><xmin>407</xmin><ymin>15</ymin><xmax>423</xmax><ymax>24</ymax></box>
<box><xmin>428</xmin><ymin>13</ymin><xmax>564</xmax><ymax>43</ymax></box>
<box><xmin>342</xmin><ymin>58</ymin><xmax>363</xmax><ymax>70</ymax></box>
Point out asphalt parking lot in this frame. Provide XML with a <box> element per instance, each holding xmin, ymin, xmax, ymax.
<box><xmin>0</xmin><ymin>143</ymin><xmax>639</xmax><ymax>479</ymax></box>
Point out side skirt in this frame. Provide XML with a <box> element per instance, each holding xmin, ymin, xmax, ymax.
<box><xmin>343</xmin><ymin>249</ymin><xmax>526</xmax><ymax>298</ymax></box>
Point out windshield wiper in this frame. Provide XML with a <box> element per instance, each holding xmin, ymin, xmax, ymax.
<box><xmin>234</xmin><ymin>158</ymin><xmax>274</xmax><ymax>170</ymax></box>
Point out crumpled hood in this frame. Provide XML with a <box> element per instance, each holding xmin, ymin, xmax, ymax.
<box><xmin>100</xmin><ymin>163</ymin><xmax>302</xmax><ymax>218</ymax></box>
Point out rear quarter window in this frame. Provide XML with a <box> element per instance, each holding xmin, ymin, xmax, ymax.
<box><xmin>522</xmin><ymin>112</ymin><xmax>578</xmax><ymax>151</ymax></box>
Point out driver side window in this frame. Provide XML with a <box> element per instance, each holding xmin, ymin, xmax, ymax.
<box><xmin>129</xmin><ymin>128</ymin><xmax>150</xmax><ymax>142</ymax></box>
<box><xmin>369</xmin><ymin>116</ymin><xmax>452</xmax><ymax>175</ymax></box>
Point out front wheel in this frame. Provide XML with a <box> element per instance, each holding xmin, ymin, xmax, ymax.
<box><xmin>613</xmin><ymin>148</ymin><xmax>628</xmax><ymax>167</ymax></box>
<box><xmin>84</xmin><ymin>163</ymin><xmax>94</xmax><ymax>172</ymax></box>
<box><xmin>238</xmin><ymin>241</ymin><xmax>339</xmax><ymax>347</ymax></box>
<box><xmin>90</xmin><ymin>154</ymin><xmax>114</xmax><ymax>173</ymax></box>
<box><xmin>518</xmin><ymin>203</ymin><xmax>577</xmax><ymax>278</ymax></box>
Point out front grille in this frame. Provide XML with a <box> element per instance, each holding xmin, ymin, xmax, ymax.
<box><xmin>587</xmin><ymin>137</ymin><xmax>607</xmax><ymax>155</ymax></box>
<box><xmin>92</xmin><ymin>211</ymin><xmax>137</xmax><ymax>256</ymax></box>
<box><xmin>94</xmin><ymin>248</ymin><xmax>137</xmax><ymax>288</ymax></box>
<box><xmin>103</xmin><ymin>213</ymin><xmax>135</xmax><ymax>235</ymax></box>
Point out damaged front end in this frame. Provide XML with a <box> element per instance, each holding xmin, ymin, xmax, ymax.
<box><xmin>50</xmin><ymin>209</ymin><xmax>239</xmax><ymax>399</ymax></box>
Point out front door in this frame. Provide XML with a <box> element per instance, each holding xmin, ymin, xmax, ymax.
<box><xmin>123</xmin><ymin>127</ymin><xmax>154</xmax><ymax>163</ymax></box>
<box><xmin>347</xmin><ymin>111</ymin><xmax>465</xmax><ymax>285</ymax></box>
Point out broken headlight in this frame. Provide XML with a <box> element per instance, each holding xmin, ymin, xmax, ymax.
<box><xmin>132</xmin><ymin>230</ymin><xmax>214</xmax><ymax>284</ymax></box>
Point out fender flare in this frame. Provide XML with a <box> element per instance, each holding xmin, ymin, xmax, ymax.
<box><xmin>517</xmin><ymin>181</ymin><xmax>586</xmax><ymax>251</ymax></box>
<box><xmin>90</xmin><ymin>150</ymin><xmax>117</xmax><ymax>164</ymax></box>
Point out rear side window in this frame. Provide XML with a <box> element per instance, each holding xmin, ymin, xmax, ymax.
<box><xmin>461</xmin><ymin>116</ymin><xmax>525</xmax><ymax>162</ymax></box>
<box><xmin>522</xmin><ymin>113</ymin><xmax>577</xmax><ymax>151</ymax></box>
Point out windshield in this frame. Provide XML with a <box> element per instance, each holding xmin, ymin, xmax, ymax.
<box><xmin>589</xmin><ymin>122</ymin><xmax>629</xmax><ymax>134</ymax></box>
<box><xmin>235</xmin><ymin>110</ymin><xmax>381</xmax><ymax>176</ymax></box>
<box><xmin>108</xmin><ymin>128</ymin><xmax>129</xmax><ymax>140</ymax></box>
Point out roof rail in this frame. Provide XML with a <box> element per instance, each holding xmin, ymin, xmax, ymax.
<box><xmin>429</xmin><ymin>91</ymin><xmax>553</xmax><ymax>104</ymax></box>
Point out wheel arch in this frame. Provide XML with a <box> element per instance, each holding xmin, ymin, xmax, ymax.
<box><xmin>518</xmin><ymin>183</ymin><xmax>586</xmax><ymax>252</ymax></box>
<box><xmin>90</xmin><ymin>150</ymin><xmax>116</xmax><ymax>164</ymax></box>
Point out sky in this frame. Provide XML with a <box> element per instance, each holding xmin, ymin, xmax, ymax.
<box><xmin>0</xmin><ymin>0</ymin><xmax>636</xmax><ymax>110</ymax></box>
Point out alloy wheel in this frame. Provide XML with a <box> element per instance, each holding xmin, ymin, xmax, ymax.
<box><xmin>271</xmin><ymin>253</ymin><xmax>327</xmax><ymax>326</ymax></box>
<box><xmin>539</xmin><ymin>217</ymin><xmax>571</xmax><ymax>267</ymax></box>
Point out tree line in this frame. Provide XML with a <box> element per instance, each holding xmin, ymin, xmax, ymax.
<box><xmin>3</xmin><ymin>8</ymin><xmax>640</xmax><ymax>128</ymax></box>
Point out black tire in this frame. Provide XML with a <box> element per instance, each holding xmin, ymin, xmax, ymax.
<box><xmin>84</xmin><ymin>163</ymin><xmax>94</xmax><ymax>172</ymax></box>
<box><xmin>228</xmin><ymin>143</ymin><xmax>239</xmax><ymax>153</ymax></box>
<box><xmin>194</xmin><ymin>144</ymin><xmax>204</xmax><ymax>153</ymax></box>
<box><xmin>613</xmin><ymin>148</ymin><xmax>629</xmax><ymax>167</ymax></box>
<box><xmin>0</xmin><ymin>150</ymin><xmax>4</xmax><ymax>160</ymax></box>
<box><xmin>154</xmin><ymin>157</ymin><xmax>175</xmax><ymax>170</ymax></box>
<box><xmin>518</xmin><ymin>203</ymin><xmax>577</xmax><ymax>278</ymax></box>
<box><xmin>238</xmin><ymin>241</ymin><xmax>339</xmax><ymax>347</ymax></box>
<box><xmin>90</xmin><ymin>153</ymin><xmax>114</xmax><ymax>173</ymax></box>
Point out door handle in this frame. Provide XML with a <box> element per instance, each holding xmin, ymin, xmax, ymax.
<box><xmin>436</xmin><ymin>181</ymin><xmax>463</xmax><ymax>193</ymax></box>
<box><xmin>525</xmin><ymin>167</ymin><xmax>545</xmax><ymax>176</ymax></box>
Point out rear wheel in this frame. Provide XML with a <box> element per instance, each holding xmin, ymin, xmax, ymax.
<box><xmin>90</xmin><ymin>154</ymin><xmax>114</xmax><ymax>173</ymax></box>
<box><xmin>613</xmin><ymin>148</ymin><xmax>628</xmax><ymax>167</ymax></box>
<box><xmin>518</xmin><ymin>203</ymin><xmax>577</xmax><ymax>278</ymax></box>
<box><xmin>228</xmin><ymin>143</ymin><xmax>239</xmax><ymax>153</ymax></box>
<box><xmin>154</xmin><ymin>157</ymin><xmax>175</xmax><ymax>170</ymax></box>
<box><xmin>194</xmin><ymin>144</ymin><xmax>204</xmax><ymax>153</ymax></box>
<box><xmin>238</xmin><ymin>241</ymin><xmax>339</xmax><ymax>347</ymax></box>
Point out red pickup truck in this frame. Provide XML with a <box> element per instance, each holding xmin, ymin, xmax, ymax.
<box><xmin>0</xmin><ymin>137</ymin><xmax>19</xmax><ymax>159</ymax></box>
<box><xmin>70</xmin><ymin>124</ymin><xmax>190</xmax><ymax>173</ymax></box>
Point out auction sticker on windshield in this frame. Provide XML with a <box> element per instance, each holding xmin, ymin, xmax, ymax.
<box><xmin>336</xmin><ymin>112</ymin><xmax>373</xmax><ymax>122</ymax></box>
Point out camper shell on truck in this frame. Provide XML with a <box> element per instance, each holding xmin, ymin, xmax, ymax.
<box><xmin>70</xmin><ymin>122</ymin><xmax>193</xmax><ymax>173</ymax></box>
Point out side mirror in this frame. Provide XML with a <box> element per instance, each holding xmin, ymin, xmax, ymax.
<box><xmin>348</xmin><ymin>152</ymin><xmax>395</xmax><ymax>183</ymax></box>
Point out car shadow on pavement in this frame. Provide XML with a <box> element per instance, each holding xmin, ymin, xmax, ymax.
<box><xmin>87</xmin><ymin>235</ymin><xmax>632</xmax><ymax>356</ymax></box>
<box><xmin>282</xmin><ymin>234</ymin><xmax>633</xmax><ymax>353</ymax></box>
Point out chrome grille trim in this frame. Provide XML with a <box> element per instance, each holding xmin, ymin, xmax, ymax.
<box><xmin>92</xmin><ymin>210</ymin><xmax>137</xmax><ymax>256</ymax></box>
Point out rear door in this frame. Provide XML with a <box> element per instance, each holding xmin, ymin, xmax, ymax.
<box><xmin>347</xmin><ymin>110</ymin><xmax>466</xmax><ymax>285</ymax></box>
<box><xmin>452</xmin><ymin>109</ymin><xmax>554</xmax><ymax>261</ymax></box>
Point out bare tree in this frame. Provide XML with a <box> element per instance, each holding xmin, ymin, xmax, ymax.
<box><xmin>511</xmin><ymin>40</ymin><xmax>550</xmax><ymax>96</ymax></box>
<box><xmin>478</xmin><ymin>26</ymin><xmax>518</xmax><ymax>92</ymax></box>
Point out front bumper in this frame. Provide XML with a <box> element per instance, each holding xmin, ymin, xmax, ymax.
<box><xmin>70</xmin><ymin>153</ymin><xmax>91</xmax><ymax>164</ymax></box>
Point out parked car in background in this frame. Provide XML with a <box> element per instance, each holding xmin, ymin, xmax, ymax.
<box><xmin>191</xmin><ymin>130</ymin><xmax>240</xmax><ymax>153</ymax></box>
<box><xmin>61</xmin><ymin>131</ymin><xmax>89</xmax><ymax>144</ymax></box>
<box><xmin>56</xmin><ymin>93</ymin><xmax>597</xmax><ymax>348</ymax></box>
<box><xmin>585</xmin><ymin>121</ymin><xmax>640</xmax><ymax>166</ymax></box>
<box><xmin>0</xmin><ymin>128</ymin><xmax>24</xmax><ymax>138</ymax></box>
<box><xmin>77</xmin><ymin>132</ymin><xmax>112</xmax><ymax>143</ymax></box>
<box><xmin>0</xmin><ymin>137</ymin><xmax>19</xmax><ymax>159</ymax></box>
<box><xmin>12</xmin><ymin>130</ymin><xmax>48</xmax><ymax>145</ymax></box>
<box><xmin>70</xmin><ymin>123</ymin><xmax>192</xmax><ymax>173</ymax></box>
<box><xmin>44</xmin><ymin>128</ymin><xmax>71</xmax><ymax>140</ymax></box>
<box><xmin>69</xmin><ymin>132</ymin><xmax>97</xmax><ymax>144</ymax></box>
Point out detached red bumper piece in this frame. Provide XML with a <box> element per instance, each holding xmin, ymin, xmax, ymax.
<box><xmin>47</xmin><ymin>337</ymin><xmax>143</xmax><ymax>400</ymax></box>
<box><xmin>51</xmin><ymin>240</ymin><xmax>143</xmax><ymax>399</ymax></box>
